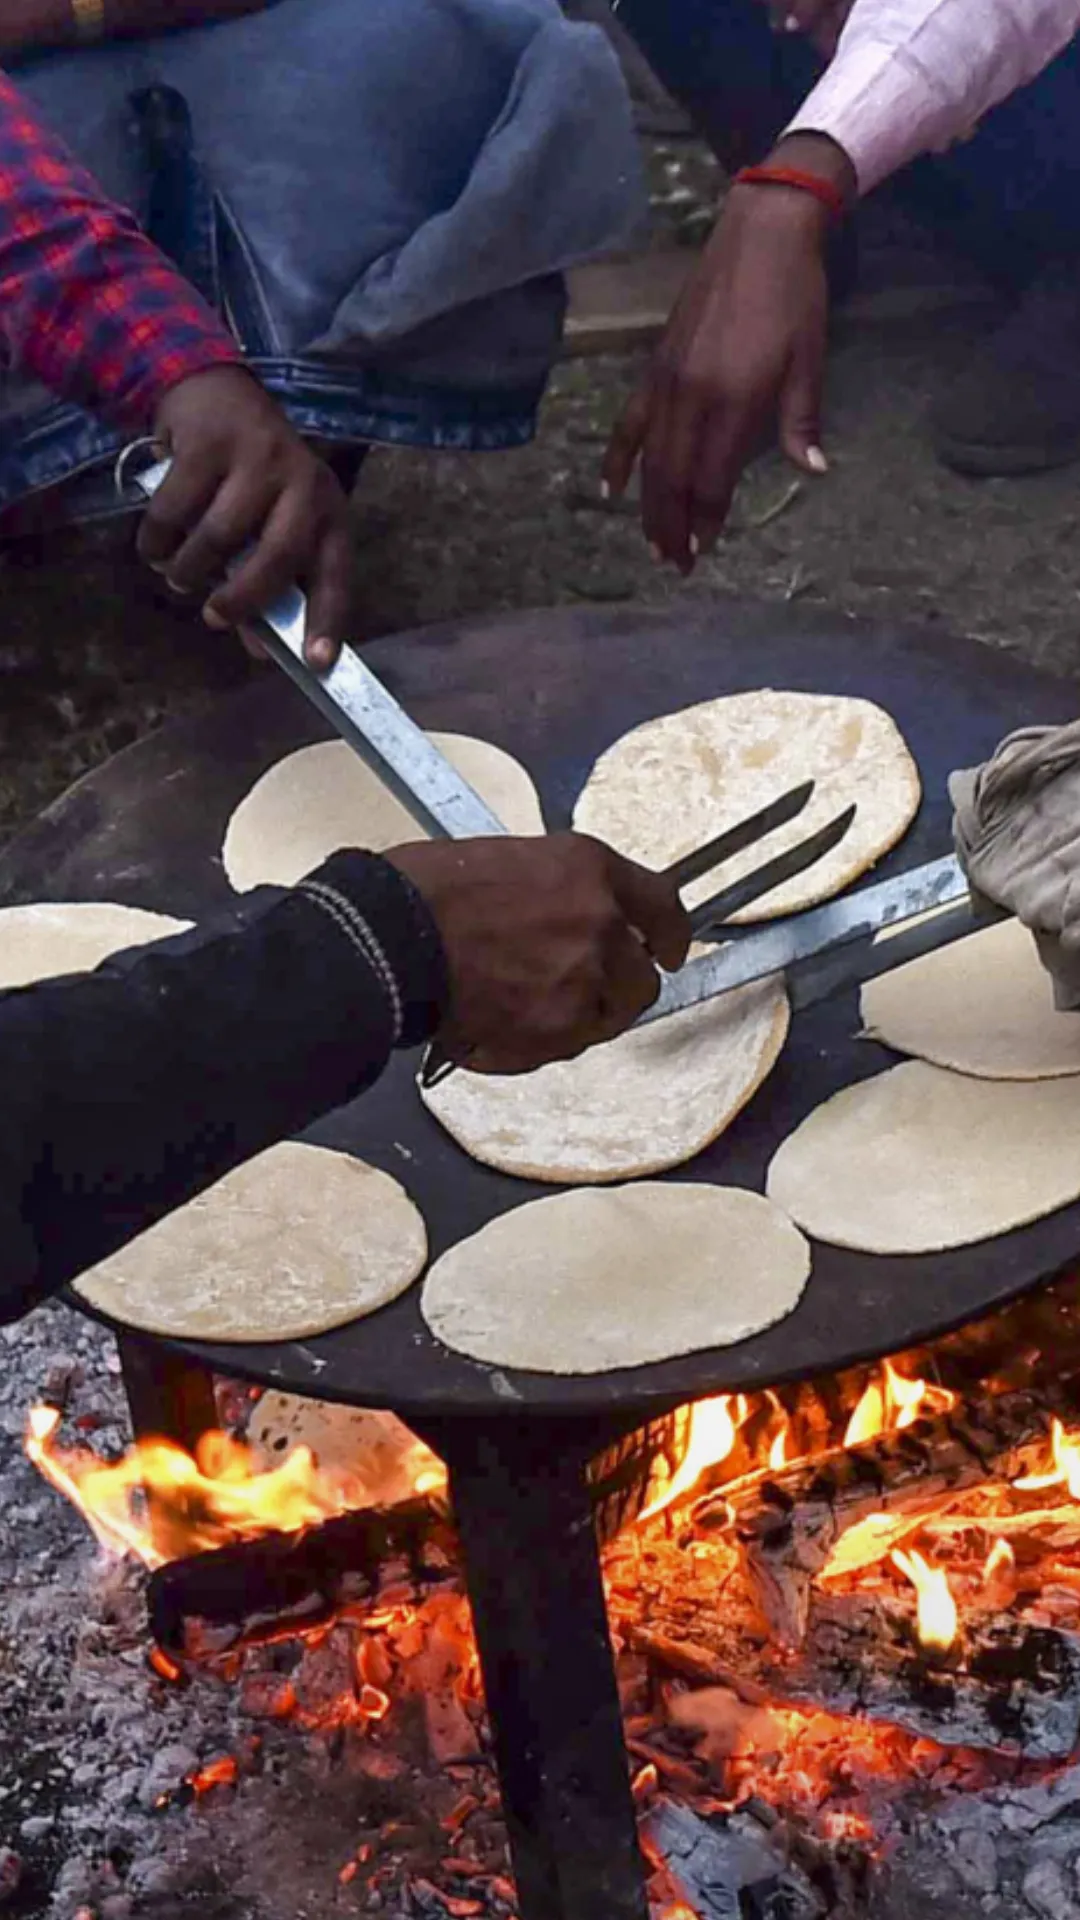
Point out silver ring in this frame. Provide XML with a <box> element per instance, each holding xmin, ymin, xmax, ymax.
<box><xmin>113</xmin><ymin>436</ymin><xmax>163</xmax><ymax>501</ymax></box>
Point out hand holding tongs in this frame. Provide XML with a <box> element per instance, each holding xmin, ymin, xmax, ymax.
<box><xmin>420</xmin><ymin>783</ymin><xmax>856</xmax><ymax>1085</ymax></box>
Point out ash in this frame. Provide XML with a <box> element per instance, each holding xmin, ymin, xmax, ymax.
<box><xmin>5</xmin><ymin>1308</ymin><xmax>1080</xmax><ymax>1920</ymax></box>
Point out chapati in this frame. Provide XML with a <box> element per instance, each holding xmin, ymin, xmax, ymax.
<box><xmin>421</xmin><ymin>974</ymin><xmax>788</xmax><ymax>1183</ymax></box>
<box><xmin>572</xmin><ymin>690</ymin><xmax>919</xmax><ymax>920</ymax></box>
<box><xmin>249</xmin><ymin>1393</ymin><xmax>442</xmax><ymax>1507</ymax></box>
<box><xmin>766</xmin><ymin>1060</ymin><xmax>1080</xmax><ymax>1253</ymax></box>
<box><xmin>862</xmin><ymin>918</ymin><xmax>1080</xmax><ymax>1080</ymax></box>
<box><xmin>75</xmin><ymin>1142</ymin><xmax>427</xmax><ymax>1341</ymax></box>
<box><xmin>0</xmin><ymin>902</ymin><xmax>191</xmax><ymax>987</ymax></box>
<box><xmin>421</xmin><ymin>1183</ymin><xmax>811</xmax><ymax>1373</ymax></box>
<box><xmin>223</xmin><ymin>734</ymin><xmax>545</xmax><ymax>891</ymax></box>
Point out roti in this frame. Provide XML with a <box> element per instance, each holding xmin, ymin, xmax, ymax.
<box><xmin>862</xmin><ymin>918</ymin><xmax>1080</xmax><ymax>1080</ymax></box>
<box><xmin>766</xmin><ymin>1060</ymin><xmax>1080</xmax><ymax>1253</ymax></box>
<box><xmin>421</xmin><ymin>974</ymin><xmax>788</xmax><ymax>1183</ymax></box>
<box><xmin>572</xmin><ymin>690</ymin><xmax>919</xmax><ymax>921</ymax></box>
<box><xmin>421</xmin><ymin>1183</ymin><xmax>811</xmax><ymax>1373</ymax></box>
<box><xmin>0</xmin><ymin>902</ymin><xmax>190</xmax><ymax>987</ymax></box>
<box><xmin>75</xmin><ymin>1142</ymin><xmax>427</xmax><ymax>1342</ymax></box>
<box><xmin>248</xmin><ymin>1393</ymin><xmax>441</xmax><ymax>1507</ymax></box>
<box><xmin>223</xmin><ymin>734</ymin><xmax>545</xmax><ymax>891</ymax></box>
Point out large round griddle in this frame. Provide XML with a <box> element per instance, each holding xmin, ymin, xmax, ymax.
<box><xmin>3</xmin><ymin>600</ymin><xmax>1079</xmax><ymax>1419</ymax></box>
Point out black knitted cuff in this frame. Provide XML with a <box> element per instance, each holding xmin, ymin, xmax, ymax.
<box><xmin>303</xmin><ymin>850</ymin><xmax>450</xmax><ymax>1050</ymax></box>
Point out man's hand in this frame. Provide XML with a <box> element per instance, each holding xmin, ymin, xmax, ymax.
<box><xmin>388</xmin><ymin>833</ymin><xmax>690</xmax><ymax>1075</ymax></box>
<box><xmin>603</xmin><ymin>134</ymin><xmax>853</xmax><ymax>573</ymax></box>
<box><xmin>143</xmin><ymin>367</ymin><xmax>357</xmax><ymax>669</ymax></box>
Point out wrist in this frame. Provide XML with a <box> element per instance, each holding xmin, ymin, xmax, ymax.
<box><xmin>728</xmin><ymin>134</ymin><xmax>856</xmax><ymax>235</ymax></box>
<box><xmin>320</xmin><ymin>850</ymin><xmax>450</xmax><ymax>1050</ymax></box>
<box><xmin>767</xmin><ymin>132</ymin><xmax>857</xmax><ymax>204</ymax></box>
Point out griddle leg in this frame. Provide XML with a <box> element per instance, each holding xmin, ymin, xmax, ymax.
<box><xmin>118</xmin><ymin>1334</ymin><xmax>217</xmax><ymax>1451</ymax></box>
<box><xmin>430</xmin><ymin>1419</ymin><xmax>648</xmax><ymax>1920</ymax></box>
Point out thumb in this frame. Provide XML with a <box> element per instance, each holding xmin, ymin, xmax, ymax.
<box><xmin>777</xmin><ymin>320</ymin><xmax>827</xmax><ymax>475</ymax></box>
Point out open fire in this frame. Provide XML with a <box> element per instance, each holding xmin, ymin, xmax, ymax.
<box><xmin>23</xmin><ymin>1279</ymin><xmax>1080</xmax><ymax>1916</ymax></box>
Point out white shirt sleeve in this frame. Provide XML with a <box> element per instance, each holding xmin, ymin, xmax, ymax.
<box><xmin>784</xmin><ymin>0</ymin><xmax>1080</xmax><ymax>194</ymax></box>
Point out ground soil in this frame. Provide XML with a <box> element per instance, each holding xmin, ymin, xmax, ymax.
<box><xmin>3</xmin><ymin>145</ymin><xmax>1079</xmax><ymax>852</ymax></box>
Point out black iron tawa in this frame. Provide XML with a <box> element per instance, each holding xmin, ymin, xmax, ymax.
<box><xmin>3</xmin><ymin>598</ymin><xmax>1079</xmax><ymax>1421</ymax></box>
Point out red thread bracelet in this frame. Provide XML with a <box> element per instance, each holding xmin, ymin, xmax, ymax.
<box><xmin>734</xmin><ymin>164</ymin><xmax>847</xmax><ymax>221</ymax></box>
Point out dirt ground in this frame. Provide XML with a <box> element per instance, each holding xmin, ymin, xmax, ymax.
<box><xmin>2</xmin><ymin>148</ymin><xmax>1080</xmax><ymax>851</ymax></box>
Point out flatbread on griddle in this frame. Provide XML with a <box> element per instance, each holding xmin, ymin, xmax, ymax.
<box><xmin>0</xmin><ymin>902</ymin><xmax>190</xmax><ymax>987</ymax></box>
<box><xmin>422</xmin><ymin>973</ymin><xmax>788</xmax><ymax>1183</ymax></box>
<box><xmin>421</xmin><ymin>1183</ymin><xmax>811</xmax><ymax>1373</ymax></box>
<box><xmin>767</xmin><ymin>1060</ymin><xmax>1080</xmax><ymax>1253</ymax></box>
<box><xmin>75</xmin><ymin>1142</ymin><xmax>427</xmax><ymax>1342</ymax></box>
<box><xmin>573</xmin><ymin>690</ymin><xmax>919</xmax><ymax>921</ymax></box>
<box><xmin>862</xmin><ymin>917</ymin><xmax>1080</xmax><ymax>1080</ymax></box>
<box><xmin>223</xmin><ymin>734</ymin><xmax>544</xmax><ymax>891</ymax></box>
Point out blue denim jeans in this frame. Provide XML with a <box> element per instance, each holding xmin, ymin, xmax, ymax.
<box><xmin>0</xmin><ymin>0</ymin><xmax>644</xmax><ymax>513</ymax></box>
<box><xmin>615</xmin><ymin>0</ymin><xmax>1080</xmax><ymax>281</ymax></box>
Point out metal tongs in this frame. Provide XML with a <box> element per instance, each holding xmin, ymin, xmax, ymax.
<box><xmin>124</xmin><ymin>452</ymin><xmax>985</xmax><ymax>1056</ymax></box>
<box><xmin>663</xmin><ymin>781</ymin><xmax>854</xmax><ymax>939</ymax></box>
<box><xmin>420</xmin><ymin>783</ymin><xmax>857</xmax><ymax>1084</ymax></box>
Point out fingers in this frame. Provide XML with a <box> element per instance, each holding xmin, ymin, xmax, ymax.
<box><xmin>303</xmin><ymin>519</ymin><xmax>358</xmax><ymax>671</ymax></box>
<box><xmin>136</xmin><ymin>454</ymin><xmax>221</xmax><ymax>576</ymax></box>
<box><xmin>603</xmin><ymin>847</ymin><xmax>691</xmax><ymax>974</ymax></box>
<box><xmin>602</xmin><ymin>384</ymin><xmax>650</xmax><ymax>499</ymax></box>
<box><xmin>146</xmin><ymin>370</ymin><xmax>357</xmax><ymax>654</ymax></box>
<box><xmin>596</xmin><ymin>918</ymin><xmax>666</xmax><ymax>1035</ymax></box>
<box><xmin>641</xmin><ymin>379</ymin><xmax>700</xmax><ymax>573</ymax></box>
<box><xmin>202</xmin><ymin>481</ymin><xmax>320</xmax><ymax>631</ymax></box>
<box><xmin>155</xmin><ymin>469</ymin><xmax>275</xmax><ymax>605</ymax></box>
<box><xmin>686</xmin><ymin>408</ymin><xmax>746</xmax><ymax>559</ymax></box>
<box><xmin>777</xmin><ymin>312</ymin><xmax>828</xmax><ymax>474</ymax></box>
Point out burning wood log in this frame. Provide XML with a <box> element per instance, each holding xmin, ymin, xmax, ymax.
<box><xmin>787</xmin><ymin>1593</ymin><xmax>1080</xmax><ymax>1763</ymax></box>
<box><xmin>149</xmin><ymin>1497</ymin><xmax>459</xmax><ymax>1655</ymax></box>
<box><xmin>694</xmin><ymin>1382</ymin><xmax>1080</xmax><ymax>1646</ymax></box>
<box><xmin>642</xmin><ymin>1798</ymin><xmax>820</xmax><ymax>1920</ymax></box>
<box><xmin>637</xmin><ymin>1594</ymin><xmax>1080</xmax><ymax>1763</ymax></box>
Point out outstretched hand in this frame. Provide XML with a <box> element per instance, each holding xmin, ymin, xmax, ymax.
<box><xmin>603</xmin><ymin>135</ymin><xmax>854</xmax><ymax>573</ymax></box>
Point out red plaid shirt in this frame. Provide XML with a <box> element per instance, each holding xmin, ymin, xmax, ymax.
<box><xmin>0</xmin><ymin>71</ymin><xmax>240</xmax><ymax>427</ymax></box>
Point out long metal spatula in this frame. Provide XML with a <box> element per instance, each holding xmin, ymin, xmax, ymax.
<box><xmin>131</xmin><ymin>457</ymin><xmax>509</xmax><ymax>842</ymax></box>
<box><xmin>641</xmin><ymin>853</ymin><xmax>1007</xmax><ymax>1026</ymax></box>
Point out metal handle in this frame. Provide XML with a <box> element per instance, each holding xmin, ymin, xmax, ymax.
<box><xmin>128</xmin><ymin>453</ymin><xmax>509</xmax><ymax>843</ymax></box>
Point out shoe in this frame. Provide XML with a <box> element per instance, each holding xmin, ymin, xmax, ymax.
<box><xmin>932</xmin><ymin>262</ymin><xmax>1080</xmax><ymax>476</ymax></box>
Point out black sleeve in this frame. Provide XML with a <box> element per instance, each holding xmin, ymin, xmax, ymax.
<box><xmin>0</xmin><ymin>850</ymin><xmax>448</xmax><ymax>1322</ymax></box>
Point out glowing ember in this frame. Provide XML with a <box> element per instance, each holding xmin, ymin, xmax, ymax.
<box><xmin>891</xmin><ymin>1548</ymin><xmax>959</xmax><ymax>1655</ymax></box>
<box><xmin>187</xmin><ymin>1755</ymin><xmax>238</xmax><ymax>1795</ymax></box>
<box><xmin>844</xmin><ymin>1360</ymin><xmax>956</xmax><ymax>1449</ymax></box>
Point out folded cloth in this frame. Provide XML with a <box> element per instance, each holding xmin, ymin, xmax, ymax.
<box><xmin>951</xmin><ymin>720</ymin><xmax>1080</xmax><ymax>1009</ymax></box>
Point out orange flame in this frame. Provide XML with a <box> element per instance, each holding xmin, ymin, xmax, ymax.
<box><xmin>983</xmin><ymin>1538</ymin><xmax>1016</xmax><ymax>1584</ymax></box>
<box><xmin>27</xmin><ymin>1406</ymin><xmax>368</xmax><ymax>1567</ymax></box>
<box><xmin>844</xmin><ymin>1361</ymin><xmax>956</xmax><ymax>1449</ymax></box>
<box><xmin>639</xmin><ymin>1395</ymin><xmax>748</xmax><ymax>1521</ymax></box>
<box><xmin>1016</xmin><ymin>1417</ymin><xmax>1080</xmax><ymax>1499</ymax></box>
<box><xmin>891</xmin><ymin>1547</ymin><xmax>958</xmax><ymax>1654</ymax></box>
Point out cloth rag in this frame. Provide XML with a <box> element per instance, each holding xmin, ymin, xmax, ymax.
<box><xmin>951</xmin><ymin>719</ymin><xmax>1080</xmax><ymax>1009</ymax></box>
